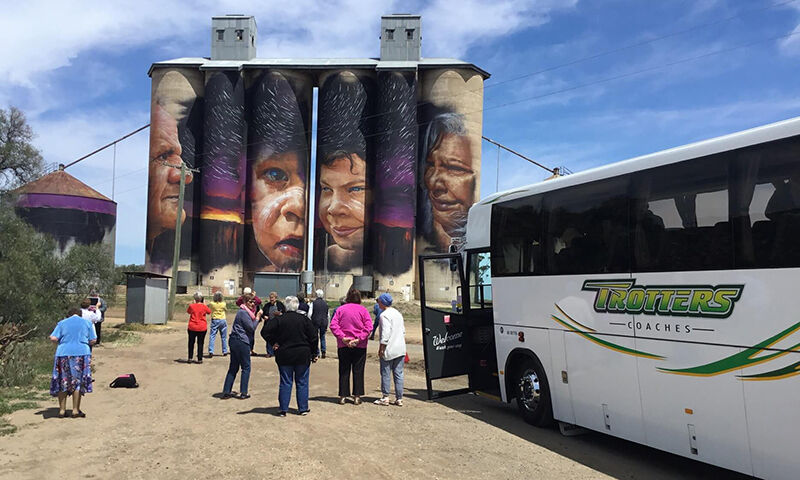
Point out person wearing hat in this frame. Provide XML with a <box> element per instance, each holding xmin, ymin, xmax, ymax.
<box><xmin>373</xmin><ymin>293</ymin><xmax>406</xmax><ymax>407</ymax></box>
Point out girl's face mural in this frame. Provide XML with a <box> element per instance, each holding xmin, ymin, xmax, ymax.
<box><xmin>424</xmin><ymin>132</ymin><xmax>475</xmax><ymax>236</ymax></box>
<box><xmin>318</xmin><ymin>155</ymin><xmax>367</xmax><ymax>251</ymax></box>
<box><xmin>250</xmin><ymin>151</ymin><xmax>305</xmax><ymax>271</ymax></box>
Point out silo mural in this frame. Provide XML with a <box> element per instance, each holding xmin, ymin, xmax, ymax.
<box><xmin>199</xmin><ymin>71</ymin><xmax>246</xmax><ymax>284</ymax></box>
<box><xmin>313</xmin><ymin>70</ymin><xmax>376</xmax><ymax>275</ymax></box>
<box><xmin>145</xmin><ymin>68</ymin><xmax>204</xmax><ymax>275</ymax></box>
<box><xmin>15</xmin><ymin>169</ymin><xmax>116</xmax><ymax>256</ymax></box>
<box><xmin>244</xmin><ymin>70</ymin><xmax>312</xmax><ymax>274</ymax></box>
<box><xmin>372</xmin><ymin>71</ymin><xmax>417</xmax><ymax>282</ymax></box>
<box><xmin>145</xmin><ymin>17</ymin><xmax>489</xmax><ymax>297</ymax></box>
<box><xmin>417</xmin><ymin>69</ymin><xmax>484</xmax><ymax>255</ymax></box>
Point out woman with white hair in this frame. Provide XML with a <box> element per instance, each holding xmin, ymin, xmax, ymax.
<box><xmin>186</xmin><ymin>292</ymin><xmax>211</xmax><ymax>364</ymax></box>
<box><xmin>263</xmin><ymin>296</ymin><xmax>319</xmax><ymax>416</ymax></box>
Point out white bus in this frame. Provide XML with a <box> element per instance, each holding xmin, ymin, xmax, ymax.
<box><xmin>417</xmin><ymin>116</ymin><xmax>800</xmax><ymax>479</ymax></box>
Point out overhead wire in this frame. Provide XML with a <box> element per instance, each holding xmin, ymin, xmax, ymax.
<box><xmin>65</xmin><ymin>8</ymin><xmax>800</xmax><ymax>183</ymax></box>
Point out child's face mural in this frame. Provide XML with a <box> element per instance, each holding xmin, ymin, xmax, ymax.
<box><xmin>424</xmin><ymin>132</ymin><xmax>475</xmax><ymax>236</ymax></box>
<box><xmin>318</xmin><ymin>155</ymin><xmax>367</xmax><ymax>251</ymax></box>
<box><xmin>250</xmin><ymin>151</ymin><xmax>305</xmax><ymax>271</ymax></box>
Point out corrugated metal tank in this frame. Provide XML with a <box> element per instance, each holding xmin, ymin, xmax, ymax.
<box><xmin>14</xmin><ymin>168</ymin><xmax>117</xmax><ymax>257</ymax></box>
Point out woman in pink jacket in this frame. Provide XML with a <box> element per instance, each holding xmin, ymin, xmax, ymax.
<box><xmin>329</xmin><ymin>287</ymin><xmax>373</xmax><ymax>405</ymax></box>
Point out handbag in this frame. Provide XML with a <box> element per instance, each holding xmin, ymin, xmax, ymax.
<box><xmin>109</xmin><ymin>373</ymin><xmax>139</xmax><ymax>388</ymax></box>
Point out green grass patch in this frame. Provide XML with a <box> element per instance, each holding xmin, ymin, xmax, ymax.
<box><xmin>0</xmin><ymin>338</ymin><xmax>54</xmax><ymax>389</ymax></box>
<box><xmin>0</xmin><ymin>420</ymin><xmax>17</xmax><ymax>436</ymax></box>
<box><xmin>114</xmin><ymin>323</ymin><xmax>171</xmax><ymax>333</ymax></box>
<box><xmin>102</xmin><ymin>329</ymin><xmax>142</xmax><ymax>347</ymax></box>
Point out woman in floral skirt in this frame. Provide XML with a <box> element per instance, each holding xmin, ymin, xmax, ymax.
<box><xmin>49</xmin><ymin>306</ymin><xmax>97</xmax><ymax>418</ymax></box>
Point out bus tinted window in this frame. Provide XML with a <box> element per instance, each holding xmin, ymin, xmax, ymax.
<box><xmin>490</xmin><ymin>196</ymin><xmax>542</xmax><ymax>275</ymax></box>
<box><xmin>544</xmin><ymin>176</ymin><xmax>630</xmax><ymax>275</ymax></box>
<box><xmin>632</xmin><ymin>154</ymin><xmax>732</xmax><ymax>271</ymax></box>
<box><xmin>731</xmin><ymin>136</ymin><xmax>800</xmax><ymax>268</ymax></box>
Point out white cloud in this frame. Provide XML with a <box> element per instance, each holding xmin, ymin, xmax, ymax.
<box><xmin>1</xmin><ymin>0</ymin><xmax>575</xmax><ymax>264</ymax></box>
<box><xmin>421</xmin><ymin>0</ymin><xmax>578</xmax><ymax>58</ymax></box>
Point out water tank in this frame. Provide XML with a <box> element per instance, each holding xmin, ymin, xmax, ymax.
<box><xmin>300</xmin><ymin>270</ymin><xmax>314</xmax><ymax>284</ymax></box>
<box><xmin>14</xmin><ymin>168</ymin><xmax>116</xmax><ymax>257</ymax></box>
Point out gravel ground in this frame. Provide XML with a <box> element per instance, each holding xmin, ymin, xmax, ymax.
<box><xmin>0</xmin><ymin>317</ymin><xmax>751</xmax><ymax>480</ymax></box>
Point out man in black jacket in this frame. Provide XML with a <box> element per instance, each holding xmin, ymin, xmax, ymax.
<box><xmin>307</xmin><ymin>289</ymin><xmax>329</xmax><ymax>358</ymax></box>
<box><xmin>262</xmin><ymin>292</ymin><xmax>286</xmax><ymax>357</ymax></box>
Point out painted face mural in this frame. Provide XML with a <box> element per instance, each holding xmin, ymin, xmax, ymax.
<box><xmin>147</xmin><ymin>101</ymin><xmax>193</xmax><ymax>243</ymax></box>
<box><xmin>251</xmin><ymin>151</ymin><xmax>305</xmax><ymax>271</ymax></box>
<box><xmin>319</xmin><ymin>154</ymin><xmax>367</xmax><ymax>256</ymax></box>
<box><xmin>145</xmin><ymin>68</ymin><xmax>204</xmax><ymax>275</ymax></box>
<box><xmin>422</xmin><ymin>114</ymin><xmax>476</xmax><ymax>251</ymax></box>
<box><xmin>314</xmin><ymin>71</ymin><xmax>375</xmax><ymax>273</ymax></box>
<box><xmin>246</xmin><ymin>71</ymin><xmax>311</xmax><ymax>273</ymax></box>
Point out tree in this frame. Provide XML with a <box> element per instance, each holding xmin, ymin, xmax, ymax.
<box><xmin>0</xmin><ymin>106</ymin><xmax>44</xmax><ymax>191</ymax></box>
<box><xmin>0</xmin><ymin>206</ymin><xmax>114</xmax><ymax>331</ymax></box>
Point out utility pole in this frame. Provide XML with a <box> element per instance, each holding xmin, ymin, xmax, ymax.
<box><xmin>165</xmin><ymin>161</ymin><xmax>198</xmax><ymax>321</ymax></box>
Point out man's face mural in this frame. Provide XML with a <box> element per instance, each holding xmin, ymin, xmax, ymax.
<box><xmin>424</xmin><ymin>131</ymin><xmax>475</xmax><ymax>241</ymax></box>
<box><xmin>319</xmin><ymin>154</ymin><xmax>367</xmax><ymax>253</ymax></box>
<box><xmin>147</xmin><ymin>102</ymin><xmax>193</xmax><ymax>242</ymax></box>
<box><xmin>250</xmin><ymin>150</ymin><xmax>305</xmax><ymax>271</ymax></box>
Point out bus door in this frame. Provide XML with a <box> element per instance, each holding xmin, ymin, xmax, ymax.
<box><xmin>418</xmin><ymin>252</ymin><xmax>499</xmax><ymax>400</ymax></box>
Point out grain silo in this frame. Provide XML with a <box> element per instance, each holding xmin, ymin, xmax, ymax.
<box><xmin>14</xmin><ymin>166</ymin><xmax>117</xmax><ymax>257</ymax></box>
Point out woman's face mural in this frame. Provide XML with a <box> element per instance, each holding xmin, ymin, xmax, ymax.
<box><xmin>319</xmin><ymin>154</ymin><xmax>367</xmax><ymax>252</ymax></box>
<box><xmin>250</xmin><ymin>150</ymin><xmax>305</xmax><ymax>271</ymax></box>
<box><xmin>424</xmin><ymin>131</ymin><xmax>475</xmax><ymax>238</ymax></box>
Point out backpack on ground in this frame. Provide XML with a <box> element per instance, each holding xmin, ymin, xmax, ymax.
<box><xmin>109</xmin><ymin>373</ymin><xmax>139</xmax><ymax>388</ymax></box>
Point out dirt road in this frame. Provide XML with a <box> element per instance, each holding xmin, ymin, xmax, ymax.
<box><xmin>0</xmin><ymin>319</ymin><xmax>749</xmax><ymax>480</ymax></box>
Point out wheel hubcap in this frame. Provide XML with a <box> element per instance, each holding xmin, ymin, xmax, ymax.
<box><xmin>519</xmin><ymin>370</ymin><xmax>541</xmax><ymax>411</ymax></box>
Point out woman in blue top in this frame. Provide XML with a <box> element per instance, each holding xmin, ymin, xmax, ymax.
<box><xmin>49</xmin><ymin>307</ymin><xmax>97</xmax><ymax>418</ymax></box>
<box><xmin>222</xmin><ymin>294</ymin><xmax>260</xmax><ymax>399</ymax></box>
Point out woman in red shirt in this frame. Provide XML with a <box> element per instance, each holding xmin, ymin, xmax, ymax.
<box><xmin>187</xmin><ymin>292</ymin><xmax>211</xmax><ymax>364</ymax></box>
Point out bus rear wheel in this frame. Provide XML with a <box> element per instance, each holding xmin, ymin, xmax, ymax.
<box><xmin>514</xmin><ymin>357</ymin><xmax>554</xmax><ymax>427</ymax></box>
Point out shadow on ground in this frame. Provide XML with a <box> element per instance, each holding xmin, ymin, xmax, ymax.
<box><xmin>33</xmin><ymin>408</ymin><xmax>62</xmax><ymax>419</ymax></box>
<box><xmin>406</xmin><ymin>388</ymin><xmax>753</xmax><ymax>480</ymax></box>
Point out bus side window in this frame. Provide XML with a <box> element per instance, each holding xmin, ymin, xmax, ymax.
<box><xmin>632</xmin><ymin>153</ymin><xmax>731</xmax><ymax>272</ymax></box>
<box><xmin>491</xmin><ymin>196</ymin><xmax>542</xmax><ymax>275</ymax></box>
<box><xmin>544</xmin><ymin>176</ymin><xmax>630</xmax><ymax>275</ymax></box>
<box><xmin>731</xmin><ymin>136</ymin><xmax>800</xmax><ymax>268</ymax></box>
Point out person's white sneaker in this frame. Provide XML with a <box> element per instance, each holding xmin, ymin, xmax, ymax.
<box><xmin>374</xmin><ymin>397</ymin><xmax>390</xmax><ymax>406</ymax></box>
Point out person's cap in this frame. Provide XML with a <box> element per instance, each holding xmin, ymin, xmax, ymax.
<box><xmin>378</xmin><ymin>293</ymin><xmax>393</xmax><ymax>306</ymax></box>
<box><xmin>316</xmin><ymin>289</ymin><xmax>324</xmax><ymax>297</ymax></box>
<box><xmin>243</xmin><ymin>287</ymin><xmax>252</xmax><ymax>294</ymax></box>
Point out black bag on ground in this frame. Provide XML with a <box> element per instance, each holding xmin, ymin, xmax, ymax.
<box><xmin>109</xmin><ymin>373</ymin><xmax>139</xmax><ymax>388</ymax></box>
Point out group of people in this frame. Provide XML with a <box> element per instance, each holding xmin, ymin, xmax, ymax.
<box><xmin>47</xmin><ymin>293</ymin><xmax>107</xmax><ymax>418</ymax></box>
<box><xmin>47</xmin><ymin>285</ymin><xmax>406</xmax><ymax>418</ymax></box>
<box><xmin>186</xmin><ymin>285</ymin><xmax>405</xmax><ymax>415</ymax></box>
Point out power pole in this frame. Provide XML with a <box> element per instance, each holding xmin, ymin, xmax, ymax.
<box><xmin>165</xmin><ymin>161</ymin><xmax>198</xmax><ymax>321</ymax></box>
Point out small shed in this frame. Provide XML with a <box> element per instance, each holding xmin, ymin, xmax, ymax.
<box><xmin>125</xmin><ymin>271</ymin><xmax>170</xmax><ymax>324</ymax></box>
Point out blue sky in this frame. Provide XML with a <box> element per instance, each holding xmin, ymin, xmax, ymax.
<box><xmin>2</xmin><ymin>0</ymin><xmax>799</xmax><ymax>265</ymax></box>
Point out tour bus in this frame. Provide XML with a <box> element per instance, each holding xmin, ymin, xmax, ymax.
<box><xmin>417</xmin><ymin>116</ymin><xmax>800</xmax><ymax>479</ymax></box>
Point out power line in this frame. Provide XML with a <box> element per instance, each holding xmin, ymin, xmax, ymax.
<box><xmin>64</xmin><ymin>26</ymin><xmax>800</xmax><ymax>182</ymax></box>
<box><xmin>483</xmin><ymin>136</ymin><xmax>555</xmax><ymax>174</ymax></box>
<box><xmin>62</xmin><ymin>124</ymin><xmax>149</xmax><ymax>169</ymax></box>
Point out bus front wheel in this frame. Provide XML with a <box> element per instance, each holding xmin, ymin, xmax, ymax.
<box><xmin>514</xmin><ymin>357</ymin><xmax>554</xmax><ymax>427</ymax></box>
